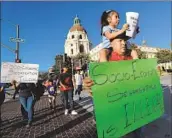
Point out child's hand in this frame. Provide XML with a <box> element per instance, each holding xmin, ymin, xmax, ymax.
<box><xmin>122</xmin><ymin>23</ymin><xmax>129</xmax><ymax>31</ymax></box>
<box><xmin>11</xmin><ymin>80</ymin><xmax>16</xmax><ymax>85</ymax></box>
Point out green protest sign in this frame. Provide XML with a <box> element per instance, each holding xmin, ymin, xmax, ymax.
<box><xmin>89</xmin><ymin>59</ymin><xmax>164</xmax><ymax>138</ymax></box>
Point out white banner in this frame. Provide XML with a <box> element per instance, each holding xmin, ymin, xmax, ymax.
<box><xmin>126</xmin><ymin>12</ymin><xmax>139</xmax><ymax>38</ymax></box>
<box><xmin>1</xmin><ymin>62</ymin><xmax>39</xmax><ymax>83</ymax></box>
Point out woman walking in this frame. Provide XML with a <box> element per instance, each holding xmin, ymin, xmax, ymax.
<box><xmin>11</xmin><ymin>81</ymin><xmax>35</xmax><ymax>127</ymax></box>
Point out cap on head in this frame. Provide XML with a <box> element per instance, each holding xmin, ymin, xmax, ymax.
<box><xmin>111</xmin><ymin>31</ymin><xmax>129</xmax><ymax>42</ymax></box>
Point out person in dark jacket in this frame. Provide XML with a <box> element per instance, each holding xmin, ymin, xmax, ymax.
<box><xmin>12</xmin><ymin>81</ymin><xmax>35</xmax><ymax>127</ymax></box>
<box><xmin>0</xmin><ymin>83</ymin><xmax>5</xmax><ymax>124</ymax></box>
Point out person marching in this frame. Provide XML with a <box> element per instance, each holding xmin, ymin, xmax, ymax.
<box><xmin>74</xmin><ymin>70</ymin><xmax>83</xmax><ymax>101</ymax></box>
<box><xmin>11</xmin><ymin>81</ymin><xmax>35</xmax><ymax>128</ymax></box>
<box><xmin>0</xmin><ymin>83</ymin><xmax>5</xmax><ymax>125</ymax></box>
<box><xmin>59</xmin><ymin>66</ymin><xmax>78</xmax><ymax>115</ymax></box>
<box><xmin>44</xmin><ymin>79</ymin><xmax>56</xmax><ymax>110</ymax></box>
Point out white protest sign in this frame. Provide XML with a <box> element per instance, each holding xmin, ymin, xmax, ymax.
<box><xmin>1</xmin><ymin>62</ymin><xmax>39</xmax><ymax>83</ymax></box>
<box><xmin>126</xmin><ymin>12</ymin><xmax>139</xmax><ymax>38</ymax></box>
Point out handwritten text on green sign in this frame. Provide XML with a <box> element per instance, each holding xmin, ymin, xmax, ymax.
<box><xmin>89</xmin><ymin>59</ymin><xmax>164</xmax><ymax>138</ymax></box>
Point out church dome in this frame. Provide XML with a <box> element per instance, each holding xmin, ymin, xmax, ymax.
<box><xmin>69</xmin><ymin>15</ymin><xmax>87</xmax><ymax>33</ymax></box>
<box><xmin>70</xmin><ymin>25</ymin><xmax>86</xmax><ymax>32</ymax></box>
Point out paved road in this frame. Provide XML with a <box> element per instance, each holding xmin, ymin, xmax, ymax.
<box><xmin>0</xmin><ymin>74</ymin><xmax>171</xmax><ymax>138</ymax></box>
<box><xmin>1</xmin><ymin>94</ymin><xmax>96</xmax><ymax>138</ymax></box>
<box><xmin>160</xmin><ymin>74</ymin><xmax>172</xmax><ymax>86</ymax></box>
<box><xmin>142</xmin><ymin>74</ymin><xmax>172</xmax><ymax>138</ymax></box>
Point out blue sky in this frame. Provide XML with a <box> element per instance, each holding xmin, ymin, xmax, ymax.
<box><xmin>1</xmin><ymin>1</ymin><xmax>171</xmax><ymax>71</ymax></box>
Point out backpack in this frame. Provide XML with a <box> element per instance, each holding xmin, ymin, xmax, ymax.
<box><xmin>33</xmin><ymin>81</ymin><xmax>45</xmax><ymax>100</ymax></box>
<box><xmin>36</xmin><ymin>83</ymin><xmax>45</xmax><ymax>97</ymax></box>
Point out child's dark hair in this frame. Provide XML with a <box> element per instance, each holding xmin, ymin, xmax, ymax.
<box><xmin>100</xmin><ymin>10</ymin><xmax>119</xmax><ymax>35</ymax></box>
<box><xmin>48</xmin><ymin>79</ymin><xmax>53</xmax><ymax>83</ymax></box>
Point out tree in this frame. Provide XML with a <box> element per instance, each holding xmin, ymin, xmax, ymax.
<box><xmin>156</xmin><ymin>49</ymin><xmax>172</xmax><ymax>63</ymax></box>
<box><xmin>73</xmin><ymin>53</ymin><xmax>91</xmax><ymax>68</ymax></box>
<box><xmin>130</xmin><ymin>43</ymin><xmax>147</xmax><ymax>59</ymax></box>
<box><xmin>137</xmin><ymin>49</ymin><xmax>147</xmax><ymax>59</ymax></box>
<box><xmin>72</xmin><ymin>53</ymin><xmax>91</xmax><ymax>75</ymax></box>
<box><xmin>52</xmin><ymin>65</ymin><xmax>60</xmax><ymax>75</ymax></box>
<box><xmin>74</xmin><ymin>53</ymin><xmax>91</xmax><ymax>62</ymax></box>
<box><xmin>39</xmin><ymin>72</ymin><xmax>48</xmax><ymax>80</ymax></box>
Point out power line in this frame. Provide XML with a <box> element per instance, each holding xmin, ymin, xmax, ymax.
<box><xmin>1</xmin><ymin>43</ymin><xmax>16</xmax><ymax>53</ymax></box>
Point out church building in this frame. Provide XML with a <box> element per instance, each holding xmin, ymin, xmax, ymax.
<box><xmin>64</xmin><ymin>15</ymin><xmax>92</xmax><ymax>57</ymax></box>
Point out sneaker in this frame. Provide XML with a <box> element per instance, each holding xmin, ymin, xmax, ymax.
<box><xmin>71</xmin><ymin>110</ymin><xmax>78</xmax><ymax>115</ymax></box>
<box><xmin>64</xmin><ymin>109</ymin><xmax>68</xmax><ymax>115</ymax></box>
<box><xmin>52</xmin><ymin>107</ymin><xmax>55</xmax><ymax>111</ymax></box>
<box><xmin>50</xmin><ymin>104</ymin><xmax>53</xmax><ymax>109</ymax></box>
<box><xmin>26</xmin><ymin>121</ymin><xmax>32</xmax><ymax>128</ymax></box>
<box><xmin>92</xmin><ymin>119</ymin><xmax>96</xmax><ymax>124</ymax></box>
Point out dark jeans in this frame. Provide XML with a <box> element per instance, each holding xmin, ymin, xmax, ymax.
<box><xmin>0</xmin><ymin>94</ymin><xmax>5</xmax><ymax>122</ymax></box>
<box><xmin>61</xmin><ymin>89</ymin><xmax>74</xmax><ymax>110</ymax></box>
<box><xmin>91</xmin><ymin>98</ymin><xmax>96</xmax><ymax>121</ymax></box>
<box><xmin>21</xmin><ymin>99</ymin><xmax>36</xmax><ymax>120</ymax></box>
<box><xmin>0</xmin><ymin>105</ymin><xmax>2</xmax><ymax>122</ymax></box>
<box><xmin>21</xmin><ymin>105</ymin><xmax>27</xmax><ymax>119</ymax></box>
<box><xmin>19</xmin><ymin>96</ymin><xmax>34</xmax><ymax>121</ymax></box>
<box><xmin>75</xmin><ymin>85</ymin><xmax>82</xmax><ymax>95</ymax></box>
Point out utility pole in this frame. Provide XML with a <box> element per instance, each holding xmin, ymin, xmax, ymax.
<box><xmin>10</xmin><ymin>24</ymin><xmax>24</xmax><ymax>62</ymax></box>
<box><xmin>0</xmin><ymin>18</ymin><xmax>24</xmax><ymax>63</ymax></box>
<box><xmin>16</xmin><ymin>25</ymin><xmax>19</xmax><ymax>60</ymax></box>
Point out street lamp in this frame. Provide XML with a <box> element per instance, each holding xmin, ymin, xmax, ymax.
<box><xmin>0</xmin><ymin>18</ymin><xmax>25</xmax><ymax>62</ymax></box>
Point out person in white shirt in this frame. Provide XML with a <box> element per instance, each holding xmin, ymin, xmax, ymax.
<box><xmin>74</xmin><ymin>70</ymin><xmax>83</xmax><ymax>100</ymax></box>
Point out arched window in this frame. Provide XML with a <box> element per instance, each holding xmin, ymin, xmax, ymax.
<box><xmin>80</xmin><ymin>35</ymin><xmax>82</xmax><ymax>39</ymax></box>
<box><xmin>71</xmin><ymin>49</ymin><xmax>73</xmax><ymax>55</ymax></box>
<box><xmin>79</xmin><ymin>45</ymin><xmax>84</xmax><ymax>53</ymax></box>
<box><xmin>72</xmin><ymin>35</ymin><xmax>74</xmax><ymax>39</ymax></box>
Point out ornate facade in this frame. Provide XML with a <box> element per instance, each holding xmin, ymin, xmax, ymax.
<box><xmin>64</xmin><ymin>16</ymin><xmax>92</xmax><ymax>57</ymax></box>
<box><xmin>90</xmin><ymin>40</ymin><xmax>170</xmax><ymax>62</ymax></box>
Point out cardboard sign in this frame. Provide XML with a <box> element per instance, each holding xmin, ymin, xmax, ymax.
<box><xmin>1</xmin><ymin>62</ymin><xmax>39</xmax><ymax>83</ymax></box>
<box><xmin>89</xmin><ymin>59</ymin><xmax>164</xmax><ymax>138</ymax></box>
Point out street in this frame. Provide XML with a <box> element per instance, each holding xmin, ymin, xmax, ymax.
<box><xmin>0</xmin><ymin>74</ymin><xmax>171</xmax><ymax>138</ymax></box>
<box><xmin>142</xmin><ymin>74</ymin><xmax>172</xmax><ymax>138</ymax></box>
